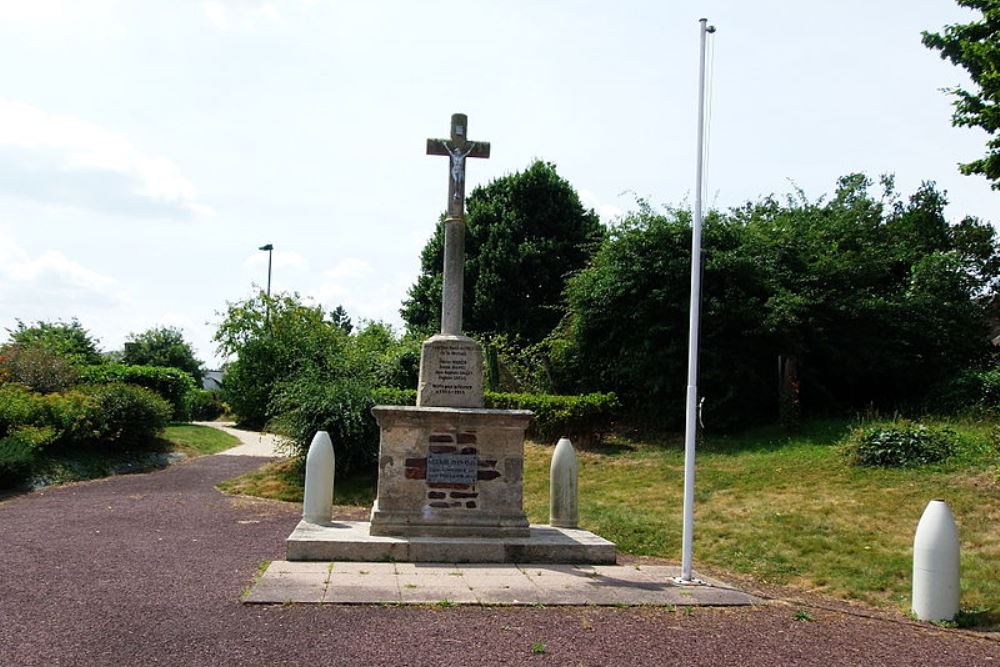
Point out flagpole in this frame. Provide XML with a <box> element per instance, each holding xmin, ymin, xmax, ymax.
<box><xmin>679</xmin><ymin>16</ymin><xmax>715</xmax><ymax>584</ymax></box>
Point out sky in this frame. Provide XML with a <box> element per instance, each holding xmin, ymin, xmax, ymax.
<box><xmin>0</xmin><ymin>0</ymin><xmax>995</xmax><ymax>368</ymax></box>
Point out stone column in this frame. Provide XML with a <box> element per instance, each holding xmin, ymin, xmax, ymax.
<box><xmin>441</xmin><ymin>217</ymin><xmax>465</xmax><ymax>336</ymax></box>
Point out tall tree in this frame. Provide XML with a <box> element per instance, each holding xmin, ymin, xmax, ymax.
<box><xmin>923</xmin><ymin>1</ymin><xmax>1000</xmax><ymax>188</ymax></box>
<box><xmin>122</xmin><ymin>326</ymin><xmax>204</xmax><ymax>384</ymax></box>
<box><xmin>558</xmin><ymin>176</ymin><xmax>999</xmax><ymax>427</ymax></box>
<box><xmin>5</xmin><ymin>319</ymin><xmax>102</xmax><ymax>365</ymax></box>
<box><xmin>401</xmin><ymin>160</ymin><xmax>604</xmax><ymax>344</ymax></box>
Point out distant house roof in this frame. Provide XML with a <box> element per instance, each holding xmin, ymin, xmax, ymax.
<box><xmin>202</xmin><ymin>370</ymin><xmax>224</xmax><ymax>391</ymax></box>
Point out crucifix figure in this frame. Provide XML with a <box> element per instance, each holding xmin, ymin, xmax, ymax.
<box><xmin>426</xmin><ymin>113</ymin><xmax>490</xmax><ymax>336</ymax></box>
<box><xmin>427</xmin><ymin>113</ymin><xmax>490</xmax><ymax>219</ymax></box>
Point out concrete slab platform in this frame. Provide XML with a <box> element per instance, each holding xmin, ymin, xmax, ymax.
<box><xmin>244</xmin><ymin>562</ymin><xmax>759</xmax><ymax>607</ymax></box>
<box><xmin>286</xmin><ymin>520</ymin><xmax>617</xmax><ymax>564</ymax></box>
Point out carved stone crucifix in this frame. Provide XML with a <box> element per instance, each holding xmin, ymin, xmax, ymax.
<box><xmin>425</xmin><ymin>113</ymin><xmax>490</xmax><ymax>336</ymax></box>
<box><xmin>427</xmin><ymin>113</ymin><xmax>490</xmax><ymax>219</ymax></box>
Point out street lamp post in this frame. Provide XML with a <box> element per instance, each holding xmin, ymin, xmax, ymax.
<box><xmin>258</xmin><ymin>244</ymin><xmax>273</xmax><ymax>298</ymax></box>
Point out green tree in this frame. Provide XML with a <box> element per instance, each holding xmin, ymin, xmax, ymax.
<box><xmin>122</xmin><ymin>326</ymin><xmax>204</xmax><ymax>385</ymax></box>
<box><xmin>214</xmin><ymin>292</ymin><xmax>350</xmax><ymax>427</ymax></box>
<box><xmin>558</xmin><ymin>176</ymin><xmax>999</xmax><ymax>426</ymax></box>
<box><xmin>330</xmin><ymin>305</ymin><xmax>353</xmax><ymax>334</ymax></box>
<box><xmin>401</xmin><ymin>160</ymin><xmax>604</xmax><ymax>343</ymax></box>
<box><xmin>5</xmin><ymin>319</ymin><xmax>102</xmax><ymax>365</ymax></box>
<box><xmin>923</xmin><ymin>1</ymin><xmax>1000</xmax><ymax>188</ymax></box>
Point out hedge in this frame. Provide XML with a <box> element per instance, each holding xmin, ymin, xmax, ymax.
<box><xmin>80</xmin><ymin>364</ymin><xmax>195</xmax><ymax>420</ymax></box>
<box><xmin>0</xmin><ymin>382</ymin><xmax>172</xmax><ymax>488</ymax></box>
<box><xmin>370</xmin><ymin>387</ymin><xmax>619</xmax><ymax>446</ymax></box>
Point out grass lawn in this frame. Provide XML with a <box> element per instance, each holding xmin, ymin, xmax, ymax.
<box><xmin>162</xmin><ymin>423</ymin><xmax>241</xmax><ymax>456</ymax></box>
<box><xmin>18</xmin><ymin>423</ymin><xmax>240</xmax><ymax>491</ymax></box>
<box><xmin>217</xmin><ymin>417</ymin><xmax>999</xmax><ymax>627</ymax></box>
<box><xmin>522</xmin><ymin>418</ymin><xmax>999</xmax><ymax>628</ymax></box>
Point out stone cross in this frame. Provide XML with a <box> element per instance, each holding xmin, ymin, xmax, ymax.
<box><xmin>427</xmin><ymin>113</ymin><xmax>490</xmax><ymax>219</ymax></box>
<box><xmin>426</xmin><ymin>113</ymin><xmax>490</xmax><ymax>335</ymax></box>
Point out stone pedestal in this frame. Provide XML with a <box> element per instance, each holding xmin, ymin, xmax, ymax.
<box><xmin>369</xmin><ymin>406</ymin><xmax>532</xmax><ymax>538</ymax></box>
<box><xmin>416</xmin><ymin>334</ymin><xmax>484</xmax><ymax>408</ymax></box>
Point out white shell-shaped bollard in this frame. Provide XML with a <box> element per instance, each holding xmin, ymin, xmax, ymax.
<box><xmin>912</xmin><ymin>499</ymin><xmax>960</xmax><ymax>622</ymax></box>
<box><xmin>303</xmin><ymin>431</ymin><xmax>335</xmax><ymax>524</ymax></box>
<box><xmin>550</xmin><ymin>437</ymin><xmax>579</xmax><ymax>529</ymax></box>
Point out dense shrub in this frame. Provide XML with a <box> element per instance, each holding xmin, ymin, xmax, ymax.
<box><xmin>189</xmin><ymin>389</ymin><xmax>225</xmax><ymax>421</ymax></box>
<box><xmin>270</xmin><ymin>373</ymin><xmax>379</xmax><ymax>479</ymax></box>
<box><xmin>122</xmin><ymin>326</ymin><xmax>204</xmax><ymax>385</ymax></box>
<box><xmin>79</xmin><ymin>364</ymin><xmax>195</xmax><ymax>420</ymax></box>
<box><xmin>370</xmin><ymin>388</ymin><xmax>619</xmax><ymax>446</ymax></box>
<box><xmin>0</xmin><ymin>345</ymin><xmax>80</xmax><ymax>393</ymax></box>
<box><xmin>842</xmin><ymin>421</ymin><xmax>957</xmax><ymax>467</ymax></box>
<box><xmin>558</xmin><ymin>178</ymin><xmax>999</xmax><ymax>427</ymax></box>
<box><xmin>487</xmin><ymin>392</ymin><xmax>619</xmax><ymax>446</ymax></box>
<box><xmin>0</xmin><ymin>425</ymin><xmax>57</xmax><ymax>486</ymax></box>
<box><xmin>934</xmin><ymin>368</ymin><xmax>1000</xmax><ymax>413</ymax></box>
<box><xmin>74</xmin><ymin>383</ymin><xmax>172</xmax><ymax>446</ymax></box>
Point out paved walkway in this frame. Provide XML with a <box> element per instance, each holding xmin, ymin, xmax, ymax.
<box><xmin>1</xmin><ymin>454</ymin><xmax>997</xmax><ymax>665</ymax></box>
<box><xmin>249</xmin><ymin>561</ymin><xmax>757</xmax><ymax>606</ymax></box>
<box><xmin>193</xmin><ymin>421</ymin><xmax>287</xmax><ymax>457</ymax></box>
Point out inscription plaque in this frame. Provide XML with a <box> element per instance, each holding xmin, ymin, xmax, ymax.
<box><xmin>426</xmin><ymin>452</ymin><xmax>479</xmax><ymax>485</ymax></box>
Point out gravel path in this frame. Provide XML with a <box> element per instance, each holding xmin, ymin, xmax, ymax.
<box><xmin>193</xmin><ymin>421</ymin><xmax>287</xmax><ymax>457</ymax></box>
<box><xmin>1</xmin><ymin>455</ymin><xmax>996</xmax><ymax>666</ymax></box>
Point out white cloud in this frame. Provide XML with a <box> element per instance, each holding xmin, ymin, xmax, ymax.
<box><xmin>0</xmin><ymin>0</ymin><xmax>112</xmax><ymax>22</ymax></box>
<box><xmin>0</xmin><ymin>99</ymin><xmax>211</xmax><ymax>218</ymax></box>
<box><xmin>323</xmin><ymin>257</ymin><xmax>374</xmax><ymax>281</ymax></box>
<box><xmin>242</xmin><ymin>249</ymin><xmax>309</xmax><ymax>272</ymax></box>
<box><xmin>313</xmin><ymin>261</ymin><xmax>408</xmax><ymax>329</ymax></box>
<box><xmin>203</xmin><ymin>1</ymin><xmax>282</xmax><ymax>31</ymax></box>
<box><xmin>0</xmin><ymin>230</ymin><xmax>127</xmax><ymax>315</ymax></box>
<box><xmin>579</xmin><ymin>189</ymin><xmax>625</xmax><ymax>223</ymax></box>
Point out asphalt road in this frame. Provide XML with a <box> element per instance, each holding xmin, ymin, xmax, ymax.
<box><xmin>1</xmin><ymin>455</ymin><xmax>997</xmax><ymax>666</ymax></box>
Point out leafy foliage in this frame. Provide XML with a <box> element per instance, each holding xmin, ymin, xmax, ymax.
<box><xmin>79</xmin><ymin>364</ymin><xmax>195</xmax><ymax>420</ymax></box>
<box><xmin>188</xmin><ymin>389</ymin><xmax>226</xmax><ymax>421</ymax></box>
<box><xmin>74</xmin><ymin>383</ymin><xmax>172</xmax><ymax>446</ymax></box>
<box><xmin>557</xmin><ymin>176</ymin><xmax>1000</xmax><ymax>427</ymax></box>
<box><xmin>0</xmin><ymin>382</ymin><xmax>171</xmax><ymax>487</ymax></box>
<box><xmin>842</xmin><ymin>421</ymin><xmax>957</xmax><ymax>467</ymax></box>
<box><xmin>270</xmin><ymin>371</ymin><xmax>380</xmax><ymax>478</ymax></box>
<box><xmin>401</xmin><ymin>160</ymin><xmax>604</xmax><ymax>343</ymax></box>
<box><xmin>923</xmin><ymin>1</ymin><xmax>1000</xmax><ymax>188</ymax></box>
<box><xmin>122</xmin><ymin>326</ymin><xmax>204</xmax><ymax>385</ymax></box>
<box><xmin>5</xmin><ymin>319</ymin><xmax>102</xmax><ymax>365</ymax></box>
<box><xmin>370</xmin><ymin>388</ymin><xmax>619</xmax><ymax>446</ymax></box>
<box><xmin>214</xmin><ymin>292</ymin><xmax>351</xmax><ymax>428</ymax></box>
<box><xmin>0</xmin><ymin>345</ymin><xmax>80</xmax><ymax>393</ymax></box>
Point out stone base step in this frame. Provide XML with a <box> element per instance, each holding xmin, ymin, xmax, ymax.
<box><xmin>286</xmin><ymin>520</ymin><xmax>617</xmax><ymax>564</ymax></box>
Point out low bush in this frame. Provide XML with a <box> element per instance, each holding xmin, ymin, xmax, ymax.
<box><xmin>0</xmin><ymin>425</ymin><xmax>57</xmax><ymax>486</ymax></box>
<box><xmin>270</xmin><ymin>373</ymin><xmax>380</xmax><ymax>479</ymax></box>
<box><xmin>842</xmin><ymin>420</ymin><xmax>957</xmax><ymax>467</ymax></box>
<box><xmin>935</xmin><ymin>368</ymin><xmax>1000</xmax><ymax>414</ymax></box>
<box><xmin>80</xmin><ymin>364</ymin><xmax>195</xmax><ymax>420</ymax></box>
<box><xmin>486</xmin><ymin>391</ymin><xmax>619</xmax><ymax>446</ymax></box>
<box><xmin>76</xmin><ymin>383</ymin><xmax>172</xmax><ymax>446</ymax></box>
<box><xmin>370</xmin><ymin>388</ymin><xmax>619</xmax><ymax>446</ymax></box>
<box><xmin>189</xmin><ymin>389</ymin><xmax>225</xmax><ymax>421</ymax></box>
<box><xmin>0</xmin><ymin>345</ymin><xmax>80</xmax><ymax>393</ymax></box>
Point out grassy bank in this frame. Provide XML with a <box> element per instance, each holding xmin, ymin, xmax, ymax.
<box><xmin>12</xmin><ymin>423</ymin><xmax>240</xmax><ymax>492</ymax></box>
<box><xmin>523</xmin><ymin>418</ymin><xmax>999</xmax><ymax>627</ymax></box>
<box><xmin>218</xmin><ymin>417</ymin><xmax>999</xmax><ymax>626</ymax></box>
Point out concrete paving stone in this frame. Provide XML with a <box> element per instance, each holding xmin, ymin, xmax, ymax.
<box><xmin>268</xmin><ymin>561</ymin><xmax>331</xmax><ymax>575</ymax></box>
<box><xmin>397</xmin><ymin>576</ymin><xmax>477</xmax><ymax>604</ymax></box>
<box><xmin>329</xmin><ymin>561</ymin><xmax>397</xmax><ymax>575</ymax></box>
<box><xmin>324</xmin><ymin>575</ymin><xmax>400</xmax><ymax>604</ymax></box>
<box><xmin>456</xmin><ymin>564</ymin><xmax>524</xmax><ymax>577</ymax></box>
<box><xmin>396</xmin><ymin>563</ymin><xmax>461</xmax><ymax>576</ymax></box>
<box><xmin>519</xmin><ymin>564</ymin><xmax>597</xmax><ymax>577</ymax></box>
<box><xmin>245</xmin><ymin>580</ymin><xmax>326</xmax><ymax>604</ymax></box>
<box><xmin>473</xmin><ymin>584</ymin><xmax>546</xmax><ymax>606</ymax></box>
